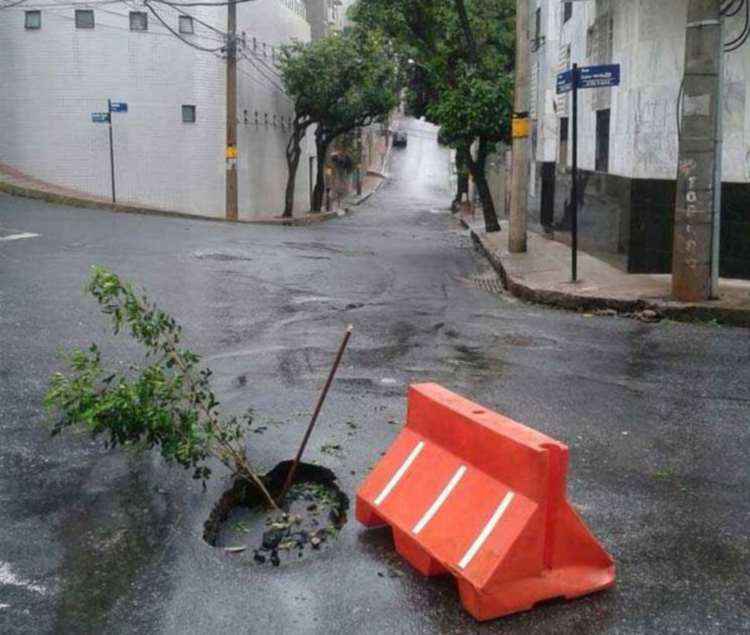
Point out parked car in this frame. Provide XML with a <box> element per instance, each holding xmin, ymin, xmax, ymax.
<box><xmin>393</xmin><ymin>130</ymin><xmax>408</xmax><ymax>147</ymax></box>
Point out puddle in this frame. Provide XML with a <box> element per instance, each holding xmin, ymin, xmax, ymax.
<box><xmin>203</xmin><ymin>462</ymin><xmax>349</xmax><ymax>566</ymax></box>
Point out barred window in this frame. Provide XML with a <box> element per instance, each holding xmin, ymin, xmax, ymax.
<box><xmin>179</xmin><ymin>15</ymin><xmax>194</xmax><ymax>34</ymax></box>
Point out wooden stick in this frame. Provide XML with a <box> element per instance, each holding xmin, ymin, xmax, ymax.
<box><xmin>278</xmin><ymin>325</ymin><xmax>353</xmax><ymax>504</ymax></box>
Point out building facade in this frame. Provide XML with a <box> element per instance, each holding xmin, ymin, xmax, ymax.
<box><xmin>528</xmin><ymin>0</ymin><xmax>750</xmax><ymax>278</ymax></box>
<box><xmin>0</xmin><ymin>0</ymin><xmax>313</xmax><ymax>219</ymax></box>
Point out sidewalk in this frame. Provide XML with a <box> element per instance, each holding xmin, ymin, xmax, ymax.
<box><xmin>0</xmin><ymin>160</ymin><xmax>340</xmax><ymax>227</ymax></box>
<box><xmin>462</xmin><ymin>216</ymin><xmax>750</xmax><ymax>327</ymax></box>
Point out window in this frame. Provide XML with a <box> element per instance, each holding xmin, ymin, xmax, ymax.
<box><xmin>129</xmin><ymin>11</ymin><xmax>147</xmax><ymax>31</ymax></box>
<box><xmin>595</xmin><ymin>109</ymin><xmax>610</xmax><ymax>173</ymax></box>
<box><xmin>75</xmin><ymin>9</ymin><xmax>94</xmax><ymax>29</ymax></box>
<box><xmin>563</xmin><ymin>2</ymin><xmax>572</xmax><ymax>23</ymax></box>
<box><xmin>178</xmin><ymin>15</ymin><xmax>194</xmax><ymax>34</ymax></box>
<box><xmin>534</xmin><ymin>7</ymin><xmax>541</xmax><ymax>44</ymax></box>
<box><xmin>25</xmin><ymin>10</ymin><xmax>41</xmax><ymax>29</ymax></box>
<box><xmin>182</xmin><ymin>105</ymin><xmax>196</xmax><ymax>123</ymax></box>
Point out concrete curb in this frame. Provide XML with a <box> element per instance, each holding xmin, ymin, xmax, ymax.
<box><xmin>0</xmin><ymin>180</ymin><xmax>340</xmax><ymax>227</ymax></box>
<box><xmin>461</xmin><ymin>218</ymin><xmax>750</xmax><ymax>328</ymax></box>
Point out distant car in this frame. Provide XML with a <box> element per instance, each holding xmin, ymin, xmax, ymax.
<box><xmin>393</xmin><ymin>130</ymin><xmax>408</xmax><ymax>147</ymax></box>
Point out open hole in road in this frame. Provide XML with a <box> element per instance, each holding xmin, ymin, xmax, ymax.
<box><xmin>203</xmin><ymin>461</ymin><xmax>349</xmax><ymax>566</ymax></box>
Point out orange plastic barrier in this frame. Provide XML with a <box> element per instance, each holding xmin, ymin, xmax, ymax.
<box><xmin>356</xmin><ymin>383</ymin><xmax>615</xmax><ymax>621</ymax></box>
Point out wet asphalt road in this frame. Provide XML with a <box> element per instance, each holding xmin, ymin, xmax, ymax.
<box><xmin>1</xmin><ymin>118</ymin><xmax>749</xmax><ymax>634</ymax></box>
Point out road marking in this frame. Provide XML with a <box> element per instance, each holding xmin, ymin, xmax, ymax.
<box><xmin>0</xmin><ymin>232</ymin><xmax>39</xmax><ymax>242</ymax></box>
<box><xmin>374</xmin><ymin>441</ymin><xmax>425</xmax><ymax>506</ymax></box>
<box><xmin>458</xmin><ymin>491</ymin><xmax>515</xmax><ymax>570</ymax></box>
<box><xmin>412</xmin><ymin>465</ymin><xmax>466</xmax><ymax>535</ymax></box>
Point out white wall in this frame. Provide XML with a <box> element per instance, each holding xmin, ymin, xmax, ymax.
<box><xmin>540</xmin><ymin>0</ymin><xmax>750</xmax><ymax>183</ymax></box>
<box><xmin>0</xmin><ymin>0</ymin><xmax>311</xmax><ymax>218</ymax></box>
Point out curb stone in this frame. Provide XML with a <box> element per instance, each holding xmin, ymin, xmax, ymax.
<box><xmin>461</xmin><ymin>217</ymin><xmax>750</xmax><ymax>328</ymax></box>
<box><xmin>0</xmin><ymin>180</ymin><xmax>340</xmax><ymax>227</ymax></box>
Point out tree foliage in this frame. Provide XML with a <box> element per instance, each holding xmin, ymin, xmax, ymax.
<box><xmin>350</xmin><ymin>0</ymin><xmax>515</xmax><ymax>231</ymax></box>
<box><xmin>44</xmin><ymin>266</ymin><xmax>278</xmax><ymax>508</ymax></box>
<box><xmin>279</xmin><ymin>31</ymin><xmax>399</xmax><ymax>214</ymax></box>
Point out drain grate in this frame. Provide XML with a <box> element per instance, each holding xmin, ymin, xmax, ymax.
<box><xmin>460</xmin><ymin>271</ymin><xmax>505</xmax><ymax>295</ymax></box>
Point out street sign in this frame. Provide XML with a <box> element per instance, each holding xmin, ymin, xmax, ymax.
<box><xmin>555</xmin><ymin>63</ymin><xmax>620</xmax><ymax>283</ymax></box>
<box><xmin>578</xmin><ymin>64</ymin><xmax>620</xmax><ymax>89</ymax></box>
<box><xmin>556</xmin><ymin>64</ymin><xmax>620</xmax><ymax>94</ymax></box>
<box><xmin>110</xmin><ymin>102</ymin><xmax>128</xmax><ymax>113</ymax></box>
<box><xmin>91</xmin><ymin>112</ymin><xmax>110</xmax><ymax>123</ymax></box>
<box><xmin>556</xmin><ymin>69</ymin><xmax>573</xmax><ymax>95</ymax></box>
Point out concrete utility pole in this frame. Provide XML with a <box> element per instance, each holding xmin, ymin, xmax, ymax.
<box><xmin>672</xmin><ymin>0</ymin><xmax>724</xmax><ymax>300</ymax></box>
<box><xmin>225</xmin><ymin>0</ymin><xmax>239</xmax><ymax>221</ymax></box>
<box><xmin>509</xmin><ymin>0</ymin><xmax>530</xmax><ymax>253</ymax></box>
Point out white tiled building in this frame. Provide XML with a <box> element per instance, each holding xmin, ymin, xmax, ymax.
<box><xmin>0</xmin><ymin>0</ymin><xmax>314</xmax><ymax>219</ymax></box>
<box><xmin>528</xmin><ymin>0</ymin><xmax>750</xmax><ymax>277</ymax></box>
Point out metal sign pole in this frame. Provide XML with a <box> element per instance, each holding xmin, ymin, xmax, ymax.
<box><xmin>107</xmin><ymin>99</ymin><xmax>116</xmax><ymax>204</ymax></box>
<box><xmin>571</xmin><ymin>63</ymin><xmax>578</xmax><ymax>283</ymax></box>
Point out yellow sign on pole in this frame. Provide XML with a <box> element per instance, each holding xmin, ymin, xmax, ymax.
<box><xmin>511</xmin><ymin>116</ymin><xmax>530</xmax><ymax>139</ymax></box>
<box><xmin>226</xmin><ymin>145</ymin><xmax>238</xmax><ymax>159</ymax></box>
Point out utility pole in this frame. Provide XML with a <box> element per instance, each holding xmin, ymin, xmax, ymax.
<box><xmin>509</xmin><ymin>0</ymin><xmax>529</xmax><ymax>253</ymax></box>
<box><xmin>672</xmin><ymin>0</ymin><xmax>723</xmax><ymax>300</ymax></box>
<box><xmin>107</xmin><ymin>99</ymin><xmax>116</xmax><ymax>204</ymax></box>
<box><xmin>225</xmin><ymin>0</ymin><xmax>239</xmax><ymax>221</ymax></box>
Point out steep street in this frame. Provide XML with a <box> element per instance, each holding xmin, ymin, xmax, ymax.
<box><xmin>1</xmin><ymin>118</ymin><xmax>748</xmax><ymax>633</ymax></box>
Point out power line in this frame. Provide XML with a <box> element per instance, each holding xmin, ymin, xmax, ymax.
<box><xmin>239</xmin><ymin>54</ymin><xmax>287</xmax><ymax>94</ymax></box>
<box><xmin>726</xmin><ymin>0</ymin><xmax>749</xmax><ymax>51</ymax></box>
<box><xmin>143</xmin><ymin>0</ymin><xmax>225</xmax><ymax>52</ymax></box>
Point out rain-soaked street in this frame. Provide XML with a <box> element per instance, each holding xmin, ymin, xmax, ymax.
<box><xmin>1</xmin><ymin>118</ymin><xmax>749</xmax><ymax>633</ymax></box>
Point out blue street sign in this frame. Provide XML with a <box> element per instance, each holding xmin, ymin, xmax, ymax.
<box><xmin>556</xmin><ymin>69</ymin><xmax>573</xmax><ymax>95</ymax></box>
<box><xmin>91</xmin><ymin>112</ymin><xmax>110</xmax><ymax>123</ymax></box>
<box><xmin>110</xmin><ymin>102</ymin><xmax>128</xmax><ymax>113</ymax></box>
<box><xmin>556</xmin><ymin>64</ymin><xmax>620</xmax><ymax>94</ymax></box>
<box><xmin>578</xmin><ymin>64</ymin><xmax>620</xmax><ymax>89</ymax></box>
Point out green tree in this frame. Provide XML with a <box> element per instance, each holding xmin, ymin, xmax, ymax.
<box><xmin>45</xmin><ymin>267</ymin><xmax>279</xmax><ymax>509</ymax></box>
<box><xmin>350</xmin><ymin>0</ymin><xmax>515</xmax><ymax>233</ymax></box>
<box><xmin>279</xmin><ymin>32</ymin><xmax>399</xmax><ymax>216</ymax></box>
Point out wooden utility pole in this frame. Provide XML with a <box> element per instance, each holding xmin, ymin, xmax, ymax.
<box><xmin>672</xmin><ymin>0</ymin><xmax>723</xmax><ymax>300</ymax></box>
<box><xmin>225</xmin><ymin>0</ymin><xmax>239</xmax><ymax>221</ymax></box>
<box><xmin>509</xmin><ymin>0</ymin><xmax>529</xmax><ymax>253</ymax></box>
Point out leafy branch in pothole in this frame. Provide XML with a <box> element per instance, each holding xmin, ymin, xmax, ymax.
<box><xmin>44</xmin><ymin>266</ymin><xmax>279</xmax><ymax>510</ymax></box>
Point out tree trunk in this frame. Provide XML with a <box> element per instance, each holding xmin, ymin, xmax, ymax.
<box><xmin>467</xmin><ymin>137</ymin><xmax>500</xmax><ymax>232</ymax></box>
<box><xmin>452</xmin><ymin>143</ymin><xmax>470</xmax><ymax>213</ymax></box>
<box><xmin>312</xmin><ymin>132</ymin><xmax>329</xmax><ymax>213</ymax></box>
<box><xmin>283</xmin><ymin>123</ymin><xmax>305</xmax><ymax>218</ymax></box>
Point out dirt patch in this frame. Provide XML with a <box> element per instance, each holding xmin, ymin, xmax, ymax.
<box><xmin>203</xmin><ymin>461</ymin><xmax>349</xmax><ymax>566</ymax></box>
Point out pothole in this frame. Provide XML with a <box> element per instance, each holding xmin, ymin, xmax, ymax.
<box><xmin>203</xmin><ymin>461</ymin><xmax>349</xmax><ymax>566</ymax></box>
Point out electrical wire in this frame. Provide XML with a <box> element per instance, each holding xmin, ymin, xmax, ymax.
<box><xmin>721</xmin><ymin>0</ymin><xmax>744</xmax><ymax>17</ymax></box>
<box><xmin>239</xmin><ymin>51</ymin><xmax>286</xmax><ymax>92</ymax></box>
<box><xmin>144</xmin><ymin>0</ymin><xmax>226</xmax><ymax>36</ymax></box>
<box><xmin>143</xmin><ymin>0</ymin><xmax>225</xmax><ymax>52</ymax></box>
<box><xmin>0</xmin><ymin>0</ymin><xmax>31</xmax><ymax>8</ymax></box>
<box><xmin>725</xmin><ymin>0</ymin><xmax>750</xmax><ymax>51</ymax></box>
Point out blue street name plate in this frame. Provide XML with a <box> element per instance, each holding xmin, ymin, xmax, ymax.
<box><xmin>578</xmin><ymin>64</ymin><xmax>620</xmax><ymax>89</ymax></box>
<box><xmin>556</xmin><ymin>64</ymin><xmax>620</xmax><ymax>94</ymax></box>
<box><xmin>556</xmin><ymin>69</ymin><xmax>573</xmax><ymax>94</ymax></box>
<box><xmin>91</xmin><ymin>112</ymin><xmax>110</xmax><ymax>123</ymax></box>
<box><xmin>110</xmin><ymin>102</ymin><xmax>128</xmax><ymax>113</ymax></box>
